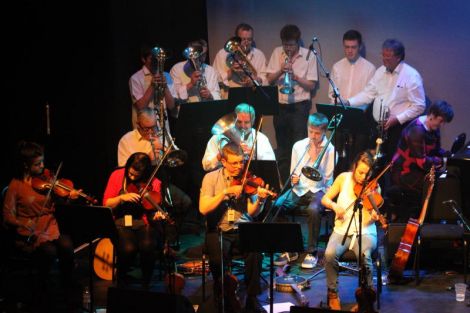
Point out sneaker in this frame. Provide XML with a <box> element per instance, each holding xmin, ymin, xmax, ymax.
<box><xmin>327</xmin><ymin>289</ymin><xmax>341</xmax><ymax>311</ymax></box>
<box><xmin>273</xmin><ymin>252</ymin><xmax>299</xmax><ymax>266</ymax></box>
<box><xmin>301</xmin><ymin>254</ymin><xmax>318</xmax><ymax>269</ymax></box>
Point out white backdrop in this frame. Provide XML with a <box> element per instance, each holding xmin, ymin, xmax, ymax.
<box><xmin>207</xmin><ymin>0</ymin><xmax>470</xmax><ymax>150</ymax></box>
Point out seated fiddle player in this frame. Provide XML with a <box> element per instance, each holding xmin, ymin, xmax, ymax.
<box><xmin>170</xmin><ymin>39</ymin><xmax>221</xmax><ymax>105</ymax></box>
<box><xmin>202</xmin><ymin>103</ymin><xmax>275</xmax><ymax>172</ymax></box>
<box><xmin>3</xmin><ymin>141</ymin><xmax>81</xmax><ymax>310</ymax></box>
<box><xmin>212</xmin><ymin>23</ymin><xmax>267</xmax><ymax>99</ymax></box>
<box><xmin>389</xmin><ymin>100</ymin><xmax>454</xmax><ymax>222</ymax></box>
<box><xmin>103</xmin><ymin>152</ymin><xmax>164</xmax><ymax>288</ymax></box>
<box><xmin>118</xmin><ymin>107</ymin><xmax>192</xmax><ymax>248</ymax></box>
<box><xmin>273</xmin><ymin>113</ymin><xmax>335</xmax><ymax>269</ymax></box>
<box><xmin>321</xmin><ymin>151</ymin><xmax>380</xmax><ymax>311</ymax></box>
<box><xmin>200</xmin><ymin>142</ymin><xmax>272</xmax><ymax>313</ymax></box>
<box><xmin>129</xmin><ymin>43</ymin><xmax>177</xmax><ymax>128</ymax></box>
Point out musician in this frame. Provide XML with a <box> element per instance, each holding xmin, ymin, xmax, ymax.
<box><xmin>117</xmin><ymin>108</ymin><xmax>192</xmax><ymax>248</ymax></box>
<box><xmin>266</xmin><ymin>24</ymin><xmax>318</xmax><ymax>181</ymax></box>
<box><xmin>129</xmin><ymin>43</ymin><xmax>177</xmax><ymax>128</ymax></box>
<box><xmin>202</xmin><ymin>103</ymin><xmax>275</xmax><ymax>171</ymax></box>
<box><xmin>389</xmin><ymin>100</ymin><xmax>454</xmax><ymax>221</ymax></box>
<box><xmin>200</xmin><ymin>142</ymin><xmax>271</xmax><ymax>313</ymax></box>
<box><xmin>329</xmin><ymin>30</ymin><xmax>376</xmax><ymax>103</ymax></box>
<box><xmin>321</xmin><ymin>151</ymin><xmax>379</xmax><ymax>311</ymax></box>
<box><xmin>3</xmin><ymin>141</ymin><xmax>80</xmax><ymax>310</ymax></box>
<box><xmin>272</xmin><ymin>113</ymin><xmax>335</xmax><ymax>269</ymax></box>
<box><xmin>329</xmin><ymin>30</ymin><xmax>376</xmax><ymax>169</ymax></box>
<box><xmin>170</xmin><ymin>39</ymin><xmax>221</xmax><ymax>104</ymax></box>
<box><xmin>344</xmin><ymin>39</ymin><xmax>426</xmax><ymax>162</ymax></box>
<box><xmin>103</xmin><ymin>152</ymin><xmax>163</xmax><ymax>288</ymax></box>
<box><xmin>212</xmin><ymin>23</ymin><xmax>267</xmax><ymax>98</ymax></box>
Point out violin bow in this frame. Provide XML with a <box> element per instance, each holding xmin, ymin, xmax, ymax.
<box><xmin>139</xmin><ymin>142</ymin><xmax>174</xmax><ymax>198</ymax></box>
<box><xmin>240</xmin><ymin>115</ymin><xmax>264</xmax><ymax>188</ymax></box>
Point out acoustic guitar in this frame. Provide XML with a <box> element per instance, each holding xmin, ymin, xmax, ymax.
<box><xmin>387</xmin><ymin>166</ymin><xmax>435</xmax><ymax>282</ymax></box>
<box><xmin>93</xmin><ymin>238</ymin><xmax>115</xmax><ymax>281</ymax></box>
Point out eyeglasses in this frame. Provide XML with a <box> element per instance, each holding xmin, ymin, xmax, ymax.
<box><xmin>138</xmin><ymin>123</ymin><xmax>157</xmax><ymax>133</ymax></box>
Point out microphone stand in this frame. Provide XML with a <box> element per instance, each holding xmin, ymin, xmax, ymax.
<box><xmin>308</xmin><ymin>40</ymin><xmax>347</xmax><ymax>176</ymax></box>
<box><xmin>446</xmin><ymin>201</ymin><xmax>470</xmax><ymax>232</ymax></box>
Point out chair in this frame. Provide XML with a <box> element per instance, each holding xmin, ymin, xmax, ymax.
<box><xmin>414</xmin><ymin>171</ymin><xmax>468</xmax><ymax>284</ymax></box>
<box><xmin>288</xmin><ymin>208</ymin><xmax>334</xmax><ymax>246</ymax></box>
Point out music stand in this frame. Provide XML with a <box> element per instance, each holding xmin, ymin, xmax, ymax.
<box><xmin>228</xmin><ymin>86</ymin><xmax>279</xmax><ymax>115</ymax></box>
<box><xmin>316</xmin><ymin>104</ymin><xmax>368</xmax><ymax>133</ymax></box>
<box><xmin>55</xmin><ymin>204</ymin><xmax>117</xmax><ymax>313</ymax></box>
<box><xmin>249</xmin><ymin>160</ymin><xmax>283</xmax><ymax>192</ymax></box>
<box><xmin>239</xmin><ymin>222</ymin><xmax>303</xmax><ymax>313</ymax></box>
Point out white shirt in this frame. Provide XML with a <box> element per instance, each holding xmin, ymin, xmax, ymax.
<box><xmin>328</xmin><ymin>57</ymin><xmax>376</xmax><ymax>103</ymax></box>
<box><xmin>202</xmin><ymin>129</ymin><xmax>276</xmax><ymax>171</ymax></box>
<box><xmin>348</xmin><ymin>62</ymin><xmax>426</xmax><ymax>124</ymax></box>
<box><xmin>334</xmin><ymin>172</ymin><xmax>377</xmax><ymax>236</ymax></box>
<box><xmin>129</xmin><ymin>66</ymin><xmax>176</xmax><ymax>128</ymax></box>
<box><xmin>117</xmin><ymin>129</ymin><xmax>154</xmax><ymax>167</ymax></box>
<box><xmin>169</xmin><ymin>61</ymin><xmax>221</xmax><ymax>103</ymax></box>
<box><xmin>290</xmin><ymin>137</ymin><xmax>335</xmax><ymax>196</ymax></box>
<box><xmin>212</xmin><ymin>47</ymin><xmax>268</xmax><ymax>87</ymax></box>
<box><xmin>265</xmin><ymin>46</ymin><xmax>318</xmax><ymax>104</ymax></box>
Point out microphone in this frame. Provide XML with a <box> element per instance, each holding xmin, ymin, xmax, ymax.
<box><xmin>306</xmin><ymin>43</ymin><xmax>313</xmax><ymax>61</ymax></box>
<box><xmin>442</xmin><ymin>199</ymin><xmax>456</xmax><ymax>206</ymax></box>
<box><xmin>306</xmin><ymin>35</ymin><xmax>319</xmax><ymax>61</ymax></box>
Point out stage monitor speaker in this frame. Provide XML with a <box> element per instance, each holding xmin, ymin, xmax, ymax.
<box><xmin>290</xmin><ymin>306</ymin><xmax>351</xmax><ymax>313</ymax></box>
<box><xmin>106</xmin><ymin>286</ymin><xmax>195</xmax><ymax>313</ymax></box>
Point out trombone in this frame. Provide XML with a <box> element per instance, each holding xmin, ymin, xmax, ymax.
<box><xmin>301</xmin><ymin>113</ymin><xmax>343</xmax><ymax>181</ymax></box>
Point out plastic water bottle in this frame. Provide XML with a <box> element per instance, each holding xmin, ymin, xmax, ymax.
<box><xmin>82</xmin><ymin>286</ymin><xmax>91</xmax><ymax>312</ymax></box>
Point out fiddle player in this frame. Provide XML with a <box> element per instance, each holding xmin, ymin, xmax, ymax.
<box><xmin>321</xmin><ymin>151</ymin><xmax>379</xmax><ymax>311</ymax></box>
<box><xmin>212</xmin><ymin>23</ymin><xmax>267</xmax><ymax>98</ymax></box>
<box><xmin>103</xmin><ymin>152</ymin><xmax>163</xmax><ymax>288</ymax></box>
<box><xmin>202</xmin><ymin>103</ymin><xmax>275</xmax><ymax>172</ymax></box>
<box><xmin>273</xmin><ymin>112</ymin><xmax>335</xmax><ymax>269</ymax></box>
<box><xmin>388</xmin><ymin>100</ymin><xmax>454</xmax><ymax>222</ymax></box>
<box><xmin>118</xmin><ymin>107</ymin><xmax>192</xmax><ymax>248</ymax></box>
<box><xmin>266</xmin><ymin>24</ymin><xmax>318</xmax><ymax>181</ymax></box>
<box><xmin>3</xmin><ymin>141</ymin><xmax>81</xmax><ymax>311</ymax></box>
<box><xmin>200</xmin><ymin>142</ymin><xmax>271</xmax><ymax>313</ymax></box>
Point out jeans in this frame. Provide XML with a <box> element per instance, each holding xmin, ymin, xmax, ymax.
<box><xmin>274</xmin><ymin>189</ymin><xmax>324</xmax><ymax>253</ymax></box>
<box><xmin>324</xmin><ymin>231</ymin><xmax>377</xmax><ymax>291</ymax></box>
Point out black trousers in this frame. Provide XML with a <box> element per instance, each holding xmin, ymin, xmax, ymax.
<box><xmin>116</xmin><ymin>225</ymin><xmax>159</xmax><ymax>284</ymax></box>
<box><xmin>273</xmin><ymin>100</ymin><xmax>310</xmax><ymax>182</ymax></box>
<box><xmin>205</xmin><ymin>231</ymin><xmax>263</xmax><ymax>296</ymax></box>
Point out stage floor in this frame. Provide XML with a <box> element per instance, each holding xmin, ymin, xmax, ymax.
<box><xmin>2</xmin><ymin>223</ymin><xmax>469</xmax><ymax>313</ymax></box>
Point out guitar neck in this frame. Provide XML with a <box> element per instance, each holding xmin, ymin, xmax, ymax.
<box><xmin>417</xmin><ymin>167</ymin><xmax>436</xmax><ymax>225</ymax></box>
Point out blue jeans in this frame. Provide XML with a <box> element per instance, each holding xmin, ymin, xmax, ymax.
<box><xmin>324</xmin><ymin>231</ymin><xmax>377</xmax><ymax>291</ymax></box>
<box><xmin>274</xmin><ymin>189</ymin><xmax>324</xmax><ymax>253</ymax></box>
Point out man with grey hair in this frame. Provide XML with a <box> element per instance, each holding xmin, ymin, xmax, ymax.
<box><xmin>344</xmin><ymin>39</ymin><xmax>426</xmax><ymax>162</ymax></box>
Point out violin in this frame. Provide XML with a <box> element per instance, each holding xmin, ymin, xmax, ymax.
<box><xmin>126</xmin><ymin>182</ymin><xmax>173</xmax><ymax>223</ymax></box>
<box><xmin>31</xmin><ymin>168</ymin><xmax>97</xmax><ymax>204</ymax></box>
<box><xmin>231</xmin><ymin>171</ymin><xmax>277</xmax><ymax>197</ymax></box>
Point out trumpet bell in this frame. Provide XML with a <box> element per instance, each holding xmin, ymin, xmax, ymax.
<box><xmin>301</xmin><ymin>166</ymin><xmax>322</xmax><ymax>181</ymax></box>
<box><xmin>165</xmin><ymin>149</ymin><xmax>188</xmax><ymax>168</ymax></box>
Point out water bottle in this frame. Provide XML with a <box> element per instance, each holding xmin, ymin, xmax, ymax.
<box><xmin>82</xmin><ymin>286</ymin><xmax>91</xmax><ymax>312</ymax></box>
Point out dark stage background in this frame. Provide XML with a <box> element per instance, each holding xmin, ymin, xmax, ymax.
<box><xmin>3</xmin><ymin>1</ymin><xmax>209</xmax><ymax>198</ymax></box>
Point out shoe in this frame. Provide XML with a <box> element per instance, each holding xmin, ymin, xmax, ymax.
<box><xmin>245</xmin><ymin>296</ymin><xmax>267</xmax><ymax>313</ymax></box>
<box><xmin>327</xmin><ymin>289</ymin><xmax>341</xmax><ymax>311</ymax></box>
<box><xmin>301</xmin><ymin>254</ymin><xmax>318</xmax><ymax>269</ymax></box>
<box><xmin>273</xmin><ymin>252</ymin><xmax>299</xmax><ymax>266</ymax></box>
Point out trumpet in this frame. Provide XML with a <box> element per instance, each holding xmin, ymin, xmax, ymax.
<box><xmin>301</xmin><ymin>114</ymin><xmax>343</xmax><ymax>181</ymax></box>
<box><xmin>183</xmin><ymin>46</ymin><xmax>208</xmax><ymax>92</ymax></box>
<box><xmin>280</xmin><ymin>52</ymin><xmax>294</xmax><ymax>94</ymax></box>
<box><xmin>151</xmin><ymin>46</ymin><xmax>168</xmax><ymax>130</ymax></box>
<box><xmin>224</xmin><ymin>37</ymin><xmax>258</xmax><ymax>79</ymax></box>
